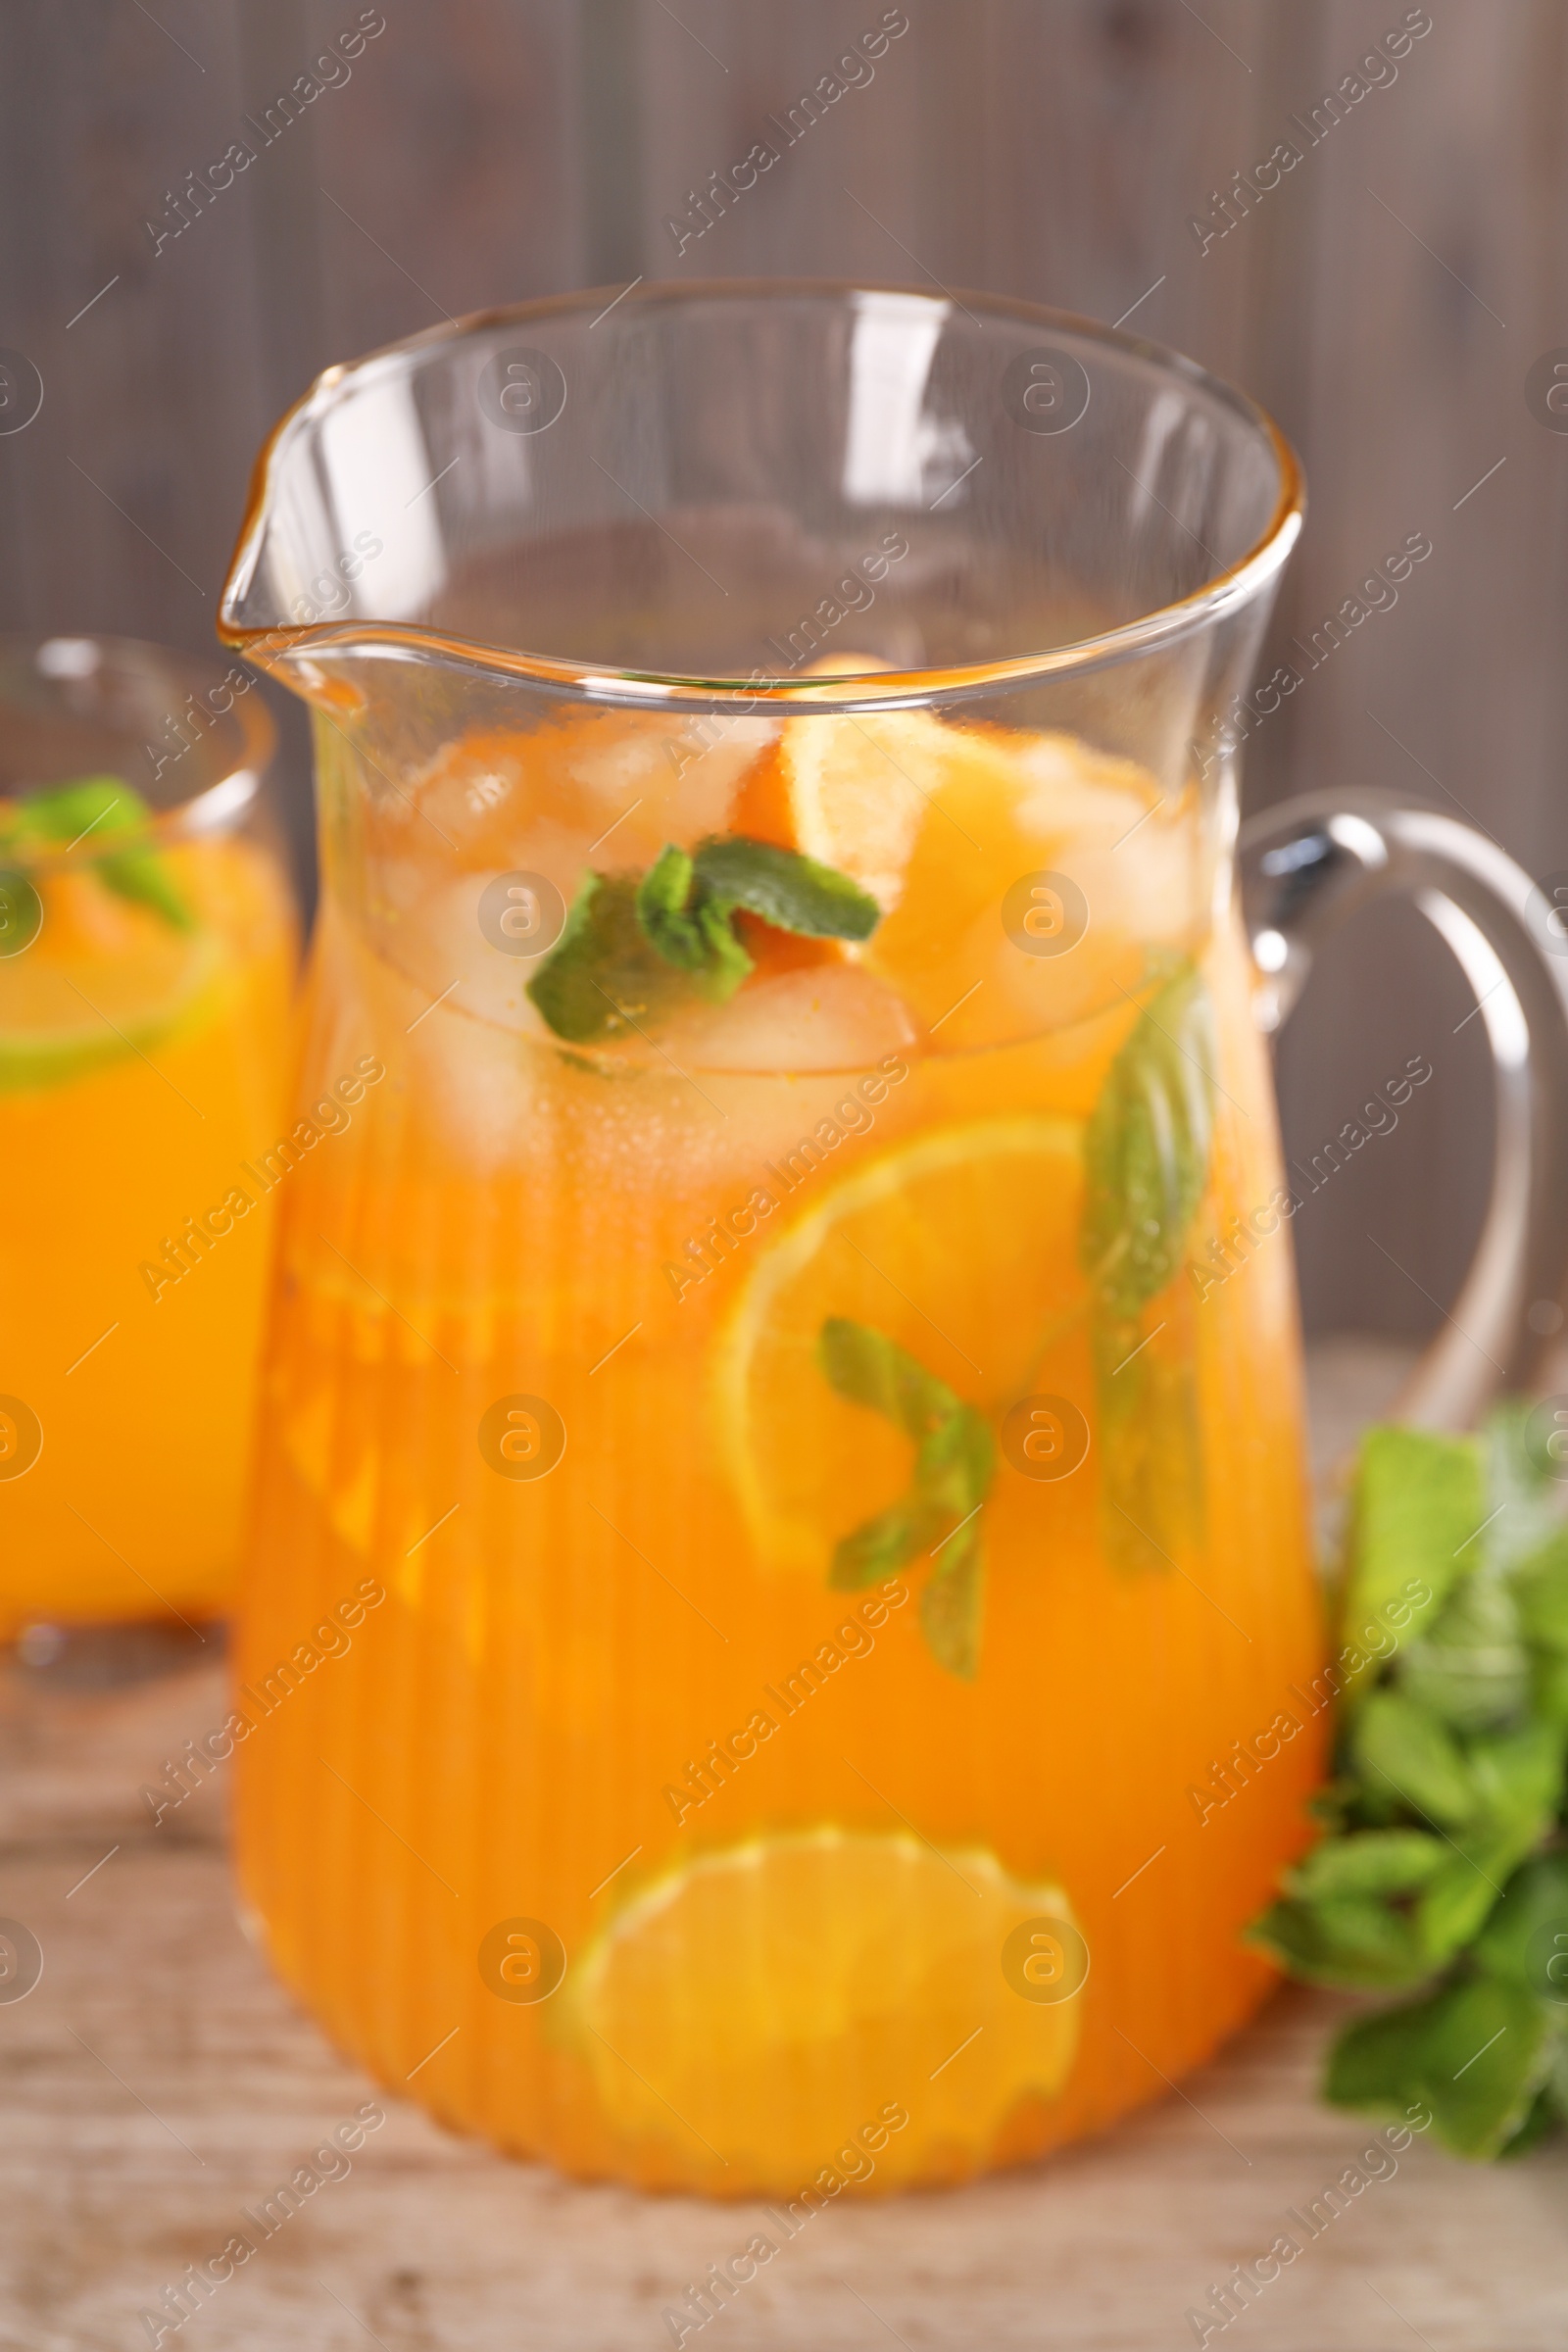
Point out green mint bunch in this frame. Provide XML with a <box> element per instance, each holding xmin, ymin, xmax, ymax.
<box><xmin>526</xmin><ymin>836</ymin><xmax>880</xmax><ymax>1044</ymax></box>
<box><xmin>1250</xmin><ymin>1406</ymin><xmax>1568</xmax><ymax>2159</ymax></box>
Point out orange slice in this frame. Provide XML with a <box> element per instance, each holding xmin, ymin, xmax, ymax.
<box><xmin>714</xmin><ymin>1116</ymin><xmax>1086</xmax><ymax>1571</ymax></box>
<box><xmin>858</xmin><ymin>722</ymin><xmax>1163</xmax><ymax>1038</ymax></box>
<box><xmin>572</xmin><ymin>1829</ymin><xmax>1083</xmax><ymax>2188</ymax></box>
<box><xmin>734</xmin><ymin>667</ymin><xmax>1186</xmax><ymax>1048</ymax></box>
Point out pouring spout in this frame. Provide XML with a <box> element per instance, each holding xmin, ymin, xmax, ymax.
<box><xmin>218</xmin><ymin>345</ymin><xmax>448</xmax><ymax>702</ymax></box>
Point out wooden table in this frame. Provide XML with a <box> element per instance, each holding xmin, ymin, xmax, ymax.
<box><xmin>5</xmin><ymin>1344</ymin><xmax>1565</xmax><ymax>2351</ymax></box>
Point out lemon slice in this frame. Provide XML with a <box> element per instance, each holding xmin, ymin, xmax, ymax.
<box><xmin>573</xmin><ymin>1828</ymin><xmax>1083</xmax><ymax>2186</ymax></box>
<box><xmin>715</xmin><ymin>1117</ymin><xmax>1086</xmax><ymax>1571</ymax></box>
<box><xmin>0</xmin><ymin>868</ymin><xmax>223</xmax><ymax>1094</ymax></box>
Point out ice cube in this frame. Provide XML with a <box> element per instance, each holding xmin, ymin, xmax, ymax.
<box><xmin>396</xmin><ymin>711</ymin><xmax>779</xmax><ymax>871</ymax></box>
<box><xmin>388</xmin><ymin>855</ymin><xmax>589</xmax><ymax>1036</ymax></box>
<box><xmin>1013</xmin><ymin>733</ymin><xmax>1201</xmax><ymax>945</ymax></box>
<box><xmin>660</xmin><ymin>963</ymin><xmax>921</xmax><ymax>1074</ymax></box>
<box><xmin>1013</xmin><ymin>732</ymin><xmax>1152</xmax><ymax>844</ymax></box>
<box><xmin>564</xmin><ymin>711</ymin><xmax>780</xmax><ymax>861</ymax></box>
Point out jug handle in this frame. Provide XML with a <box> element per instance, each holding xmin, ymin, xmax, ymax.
<box><xmin>1237</xmin><ymin>792</ymin><xmax>1568</xmax><ymax>1433</ymax></box>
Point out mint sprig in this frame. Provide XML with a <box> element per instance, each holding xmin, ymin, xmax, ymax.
<box><xmin>2</xmin><ymin>775</ymin><xmax>193</xmax><ymax>930</ymax></box>
<box><xmin>526</xmin><ymin>836</ymin><xmax>881</xmax><ymax>1043</ymax></box>
<box><xmin>1079</xmin><ymin>959</ymin><xmax>1214</xmax><ymax>1571</ymax></box>
<box><xmin>1251</xmin><ymin>1403</ymin><xmax>1568</xmax><ymax>2159</ymax></box>
<box><xmin>806</xmin><ymin>955</ymin><xmax>1216</xmax><ymax>1673</ymax></box>
<box><xmin>816</xmin><ymin>1317</ymin><xmax>995</xmax><ymax>1679</ymax></box>
<box><xmin>524</xmin><ymin>872</ymin><xmax>690</xmax><ymax>1045</ymax></box>
<box><xmin>684</xmin><ymin>837</ymin><xmax>881</xmax><ymax>942</ymax></box>
<box><xmin>636</xmin><ymin>845</ymin><xmax>755</xmax><ymax>999</ymax></box>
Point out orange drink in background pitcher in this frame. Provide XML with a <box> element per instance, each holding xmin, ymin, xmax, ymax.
<box><xmin>0</xmin><ymin>637</ymin><xmax>295</xmax><ymax>1640</ymax></box>
<box><xmin>217</xmin><ymin>288</ymin><xmax>1553</xmax><ymax>2197</ymax></box>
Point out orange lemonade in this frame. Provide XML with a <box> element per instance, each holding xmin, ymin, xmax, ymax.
<box><xmin>0</xmin><ymin>781</ymin><xmax>295</xmax><ymax>1632</ymax></box>
<box><xmin>232</xmin><ymin>693</ymin><xmax>1325</xmax><ymax>2197</ymax></box>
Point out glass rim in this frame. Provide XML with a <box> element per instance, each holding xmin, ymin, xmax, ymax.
<box><xmin>218</xmin><ymin>277</ymin><xmax>1305</xmax><ymax>710</ymax></box>
<box><xmin>0</xmin><ymin>631</ymin><xmax>275</xmax><ymax>869</ymax></box>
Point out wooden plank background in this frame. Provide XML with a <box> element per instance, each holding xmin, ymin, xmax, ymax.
<box><xmin>1</xmin><ymin>0</ymin><xmax>1563</xmax><ymax>1340</ymax></box>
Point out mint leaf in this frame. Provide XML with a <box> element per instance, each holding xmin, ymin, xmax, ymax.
<box><xmin>1323</xmin><ymin>1995</ymin><xmax>1441</xmax><ymax>2116</ymax></box>
<box><xmin>1079</xmin><ymin>962</ymin><xmax>1213</xmax><ymax>1572</ymax></box>
<box><xmin>1080</xmin><ymin>962</ymin><xmax>1215</xmax><ymax>1317</ymax></box>
<box><xmin>1474</xmin><ymin>1852</ymin><xmax>1568</xmax><ymax>1997</ymax></box>
<box><xmin>1400</xmin><ymin>1977</ymin><xmax>1553</xmax><ymax>2159</ymax></box>
<box><xmin>1399</xmin><ymin>1568</ymin><xmax>1530</xmax><ymax>1734</ymax></box>
<box><xmin>1093</xmin><ymin>1312</ymin><xmax>1203</xmax><ymax>1574</ymax></box>
<box><xmin>922</xmin><ymin>1519</ymin><xmax>984</xmax><ymax>1680</ymax></box>
<box><xmin>827</xmin><ymin>1494</ymin><xmax>947</xmax><ymax>1590</ymax></box>
<box><xmin>1349</xmin><ymin>1689</ymin><xmax>1477</xmax><ymax>1828</ymax></box>
<box><xmin>98</xmin><ymin>846</ymin><xmax>193</xmax><ymax>930</ymax></box>
<box><xmin>915</xmin><ymin>1389</ymin><xmax>995</xmax><ymax>1501</ymax></box>
<box><xmin>1497</xmin><ymin>2086</ymin><xmax>1558</xmax><ymax>2158</ymax></box>
<box><xmin>817</xmin><ymin>1318</ymin><xmax>993</xmax><ymax>1679</ymax></box>
<box><xmin>635</xmin><ymin>844</ymin><xmax>705</xmax><ymax>969</ymax></box>
<box><xmin>1534</xmin><ymin>1654</ymin><xmax>1568</xmax><ymax>1730</ymax></box>
<box><xmin>1344</xmin><ymin>1425</ymin><xmax>1482</xmax><ymax>1662</ymax></box>
<box><xmin>13</xmin><ymin>776</ymin><xmax>133</xmax><ymax>846</ymax></box>
<box><xmin>691</xmin><ymin>837</ymin><xmax>880</xmax><ymax>941</ymax></box>
<box><xmin>818</xmin><ymin>1316</ymin><xmax>963</xmax><ymax>1441</ymax></box>
<box><xmin>1404</xmin><ymin>1725</ymin><xmax>1568</xmax><ymax>1963</ymax></box>
<box><xmin>1249</xmin><ymin>1892</ymin><xmax>1430</xmax><ymax>1991</ymax></box>
<box><xmin>1513</xmin><ymin>1531</ymin><xmax>1568</xmax><ymax>1655</ymax></box>
<box><xmin>638</xmin><ymin>835</ymin><xmax>879</xmax><ymax>1000</ymax></box>
<box><xmin>11</xmin><ymin>774</ymin><xmax>193</xmax><ymax>931</ymax></box>
<box><xmin>1328</xmin><ymin>1979</ymin><xmax>1561</xmax><ymax>2157</ymax></box>
<box><xmin>527</xmin><ymin>837</ymin><xmax>882</xmax><ymax>1040</ymax></box>
<box><xmin>1484</xmin><ymin>1401</ymin><xmax>1564</xmax><ymax>1571</ymax></box>
<box><xmin>526</xmin><ymin>872</ymin><xmax>688</xmax><ymax>1044</ymax></box>
<box><xmin>1417</xmin><ymin>1831</ymin><xmax>1527</xmax><ymax>1967</ymax></box>
<box><xmin>1467</xmin><ymin>1718</ymin><xmax>1566</xmax><ymax>1834</ymax></box>
<box><xmin>635</xmin><ymin>844</ymin><xmax>754</xmax><ymax>1001</ymax></box>
<box><xmin>1286</xmin><ymin>1829</ymin><xmax>1448</xmax><ymax>1902</ymax></box>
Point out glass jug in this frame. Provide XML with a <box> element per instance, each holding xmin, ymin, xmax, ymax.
<box><xmin>217</xmin><ymin>285</ymin><xmax>1568</xmax><ymax>2199</ymax></box>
